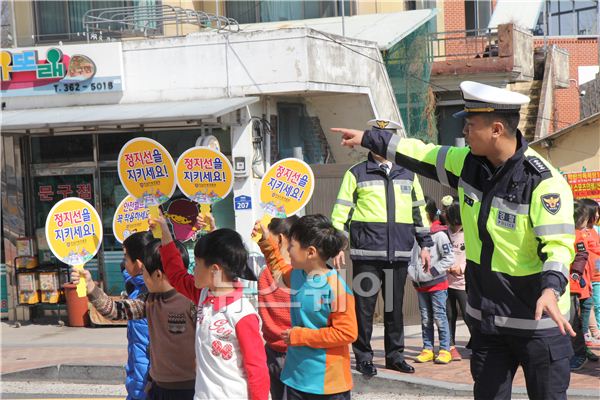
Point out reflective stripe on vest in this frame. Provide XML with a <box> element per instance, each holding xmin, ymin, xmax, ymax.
<box><xmin>533</xmin><ymin>224</ymin><xmax>575</xmax><ymax>236</ymax></box>
<box><xmin>436</xmin><ymin>146</ymin><xmax>450</xmax><ymax>187</ymax></box>
<box><xmin>466</xmin><ymin>304</ymin><xmax>570</xmax><ymax>331</ymax></box>
<box><xmin>350</xmin><ymin>249</ymin><xmax>412</xmax><ymax>258</ymax></box>
<box><xmin>491</xmin><ymin>196</ymin><xmax>529</xmax><ymax>215</ymax></box>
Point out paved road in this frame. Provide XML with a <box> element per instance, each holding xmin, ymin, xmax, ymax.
<box><xmin>0</xmin><ymin>381</ymin><xmax>471</xmax><ymax>399</ymax></box>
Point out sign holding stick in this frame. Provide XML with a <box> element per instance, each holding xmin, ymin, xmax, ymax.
<box><xmin>118</xmin><ymin>138</ymin><xmax>176</xmax><ymax>238</ymax></box>
<box><xmin>45</xmin><ymin>197</ymin><xmax>102</xmax><ymax>297</ymax></box>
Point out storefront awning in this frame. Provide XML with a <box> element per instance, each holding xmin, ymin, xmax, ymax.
<box><xmin>0</xmin><ymin>97</ymin><xmax>259</xmax><ymax>131</ymax></box>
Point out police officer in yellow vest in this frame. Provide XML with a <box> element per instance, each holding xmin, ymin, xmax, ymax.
<box><xmin>332</xmin><ymin>82</ymin><xmax>576</xmax><ymax>400</ymax></box>
<box><xmin>331</xmin><ymin>119</ymin><xmax>433</xmax><ymax>376</ymax></box>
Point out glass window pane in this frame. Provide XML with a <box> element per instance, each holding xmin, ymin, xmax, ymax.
<box><xmin>99</xmin><ymin>169</ymin><xmax>126</xmax><ymax>251</ymax></box>
<box><xmin>321</xmin><ymin>1</ymin><xmax>336</xmax><ymax>18</ymax></box>
<box><xmin>30</xmin><ymin>135</ymin><xmax>93</xmax><ymax>163</ymax></box>
<box><xmin>559</xmin><ymin>12</ymin><xmax>576</xmax><ymax>34</ymax></box>
<box><xmin>304</xmin><ymin>1</ymin><xmax>322</xmax><ymax>19</ymax></box>
<box><xmin>574</xmin><ymin>1</ymin><xmax>597</xmax><ymax>11</ymax></box>
<box><xmin>465</xmin><ymin>0</ymin><xmax>477</xmax><ymax>31</ymax></box>
<box><xmin>226</xmin><ymin>0</ymin><xmax>258</xmax><ymax>24</ymax></box>
<box><xmin>68</xmin><ymin>1</ymin><xmax>93</xmax><ymax>34</ymax></box>
<box><xmin>477</xmin><ymin>0</ymin><xmax>492</xmax><ymax>29</ymax></box>
<box><xmin>550</xmin><ymin>0</ymin><xmax>559</xmax><ymax>14</ymax></box>
<box><xmin>549</xmin><ymin>15</ymin><xmax>560</xmax><ymax>34</ymax></box>
<box><xmin>577</xmin><ymin>9</ymin><xmax>598</xmax><ymax>34</ymax></box>
<box><xmin>36</xmin><ymin>1</ymin><xmax>68</xmax><ymax>36</ymax></box>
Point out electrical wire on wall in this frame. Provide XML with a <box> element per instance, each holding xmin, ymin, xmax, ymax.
<box><xmin>250</xmin><ymin>116</ymin><xmax>272</xmax><ymax>178</ymax></box>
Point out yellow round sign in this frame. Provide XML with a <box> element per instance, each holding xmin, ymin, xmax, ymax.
<box><xmin>175</xmin><ymin>147</ymin><xmax>234</xmax><ymax>204</ymax></box>
<box><xmin>45</xmin><ymin>197</ymin><xmax>103</xmax><ymax>265</ymax></box>
<box><xmin>259</xmin><ymin>158</ymin><xmax>315</xmax><ymax>217</ymax></box>
<box><xmin>112</xmin><ymin>195</ymin><xmax>151</xmax><ymax>243</ymax></box>
<box><xmin>118</xmin><ymin>138</ymin><xmax>176</xmax><ymax>206</ymax></box>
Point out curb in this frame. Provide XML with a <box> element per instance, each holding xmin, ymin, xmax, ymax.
<box><xmin>1</xmin><ymin>364</ymin><xmax>125</xmax><ymax>384</ymax></box>
<box><xmin>2</xmin><ymin>365</ymin><xmax>598</xmax><ymax>399</ymax></box>
<box><xmin>351</xmin><ymin>369</ymin><xmax>598</xmax><ymax>399</ymax></box>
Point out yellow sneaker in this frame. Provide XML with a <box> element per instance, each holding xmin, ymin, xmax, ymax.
<box><xmin>415</xmin><ymin>349</ymin><xmax>435</xmax><ymax>363</ymax></box>
<box><xmin>435</xmin><ymin>349</ymin><xmax>452</xmax><ymax>364</ymax></box>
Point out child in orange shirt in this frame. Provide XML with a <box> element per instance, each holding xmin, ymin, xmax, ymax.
<box><xmin>256</xmin><ymin>216</ymin><xmax>298</xmax><ymax>399</ymax></box>
<box><xmin>253</xmin><ymin>214</ymin><xmax>357</xmax><ymax>400</ymax></box>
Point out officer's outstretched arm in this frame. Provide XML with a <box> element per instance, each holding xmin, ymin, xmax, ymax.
<box><xmin>333</xmin><ymin>127</ymin><xmax>469</xmax><ymax>190</ymax></box>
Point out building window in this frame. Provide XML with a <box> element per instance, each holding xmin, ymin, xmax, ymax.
<box><xmin>465</xmin><ymin>0</ymin><xmax>492</xmax><ymax>34</ymax></box>
<box><xmin>225</xmin><ymin>0</ymin><xmax>353</xmax><ymax>24</ymax></box>
<box><xmin>543</xmin><ymin>0</ymin><xmax>599</xmax><ymax>36</ymax></box>
<box><xmin>277</xmin><ymin>103</ymin><xmax>328</xmax><ymax>164</ymax></box>
<box><xmin>30</xmin><ymin>135</ymin><xmax>94</xmax><ymax>164</ymax></box>
<box><xmin>33</xmin><ymin>0</ymin><xmax>158</xmax><ymax>43</ymax></box>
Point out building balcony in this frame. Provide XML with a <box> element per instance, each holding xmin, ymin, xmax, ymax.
<box><xmin>428</xmin><ymin>23</ymin><xmax>534</xmax><ymax>91</ymax></box>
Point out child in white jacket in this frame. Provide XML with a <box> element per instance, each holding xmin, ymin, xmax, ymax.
<box><xmin>408</xmin><ymin>197</ymin><xmax>455</xmax><ymax>365</ymax></box>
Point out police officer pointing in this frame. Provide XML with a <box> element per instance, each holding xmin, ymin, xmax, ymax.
<box><xmin>333</xmin><ymin>82</ymin><xmax>576</xmax><ymax>400</ymax></box>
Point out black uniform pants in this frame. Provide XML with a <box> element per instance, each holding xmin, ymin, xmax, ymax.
<box><xmin>352</xmin><ymin>260</ymin><xmax>408</xmax><ymax>364</ymax></box>
<box><xmin>469</xmin><ymin>327</ymin><xmax>572</xmax><ymax>400</ymax></box>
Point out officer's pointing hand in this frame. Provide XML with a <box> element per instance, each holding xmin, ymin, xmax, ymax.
<box><xmin>331</xmin><ymin>128</ymin><xmax>364</xmax><ymax>149</ymax></box>
<box><xmin>535</xmin><ymin>289</ymin><xmax>576</xmax><ymax>337</ymax></box>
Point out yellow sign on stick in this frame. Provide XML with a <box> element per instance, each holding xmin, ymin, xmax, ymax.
<box><xmin>45</xmin><ymin>197</ymin><xmax>103</xmax><ymax>297</ymax></box>
<box><xmin>117</xmin><ymin>137</ymin><xmax>176</xmax><ymax>207</ymax></box>
<box><xmin>175</xmin><ymin>147</ymin><xmax>234</xmax><ymax>204</ymax></box>
<box><xmin>112</xmin><ymin>195</ymin><xmax>151</xmax><ymax>243</ymax></box>
<box><xmin>259</xmin><ymin>158</ymin><xmax>315</xmax><ymax>218</ymax></box>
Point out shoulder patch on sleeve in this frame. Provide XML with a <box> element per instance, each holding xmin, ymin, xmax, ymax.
<box><xmin>526</xmin><ymin>156</ymin><xmax>550</xmax><ymax>175</ymax></box>
<box><xmin>541</xmin><ymin>193</ymin><xmax>561</xmax><ymax>215</ymax></box>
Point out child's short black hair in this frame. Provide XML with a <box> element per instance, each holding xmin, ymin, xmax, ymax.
<box><xmin>194</xmin><ymin>229</ymin><xmax>249</xmax><ymax>280</ymax></box>
<box><xmin>123</xmin><ymin>231</ymin><xmax>154</xmax><ymax>263</ymax></box>
<box><xmin>289</xmin><ymin>214</ymin><xmax>347</xmax><ymax>260</ymax></box>
<box><xmin>424</xmin><ymin>196</ymin><xmax>447</xmax><ymax>225</ymax></box>
<box><xmin>574</xmin><ymin>200</ymin><xmax>590</xmax><ymax>230</ymax></box>
<box><xmin>268</xmin><ymin>215</ymin><xmax>299</xmax><ymax>237</ymax></box>
<box><xmin>144</xmin><ymin>239</ymin><xmax>190</xmax><ymax>275</ymax></box>
<box><xmin>446</xmin><ymin>200</ymin><xmax>462</xmax><ymax>227</ymax></box>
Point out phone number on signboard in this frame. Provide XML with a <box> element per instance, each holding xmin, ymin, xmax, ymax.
<box><xmin>53</xmin><ymin>80</ymin><xmax>117</xmax><ymax>93</ymax></box>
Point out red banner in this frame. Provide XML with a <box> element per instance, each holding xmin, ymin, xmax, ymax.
<box><xmin>564</xmin><ymin>171</ymin><xmax>600</xmax><ymax>203</ymax></box>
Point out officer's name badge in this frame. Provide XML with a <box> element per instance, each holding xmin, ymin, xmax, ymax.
<box><xmin>541</xmin><ymin>193</ymin><xmax>561</xmax><ymax>215</ymax></box>
<box><xmin>497</xmin><ymin>210</ymin><xmax>516</xmax><ymax>229</ymax></box>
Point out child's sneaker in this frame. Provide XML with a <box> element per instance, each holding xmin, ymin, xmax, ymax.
<box><xmin>435</xmin><ymin>350</ymin><xmax>452</xmax><ymax>364</ymax></box>
<box><xmin>449</xmin><ymin>346</ymin><xmax>462</xmax><ymax>361</ymax></box>
<box><xmin>415</xmin><ymin>349</ymin><xmax>435</xmax><ymax>363</ymax></box>
<box><xmin>569</xmin><ymin>355</ymin><xmax>587</xmax><ymax>371</ymax></box>
<box><xmin>585</xmin><ymin>347</ymin><xmax>599</xmax><ymax>362</ymax></box>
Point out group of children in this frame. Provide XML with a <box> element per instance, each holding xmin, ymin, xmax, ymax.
<box><xmin>408</xmin><ymin>195</ymin><xmax>470</xmax><ymax>365</ymax></box>
<box><xmin>72</xmin><ymin>212</ymin><xmax>357</xmax><ymax>400</ymax></box>
<box><xmin>569</xmin><ymin>198</ymin><xmax>600</xmax><ymax>371</ymax></box>
<box><xmin>71</xmin><ymin>195</ymin><xmax>600</xmax><ymax>399</ymax></box>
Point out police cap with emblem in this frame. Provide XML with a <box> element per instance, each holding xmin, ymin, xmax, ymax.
<box><xmin>368</xmin><ymin>119</ymin><xmax>403</xmax><ymax>131</ymax></box>
<box><xmin>453</xmin><ymin>81</ymin><xmax>530</xmax><ymax>119</ymax></box>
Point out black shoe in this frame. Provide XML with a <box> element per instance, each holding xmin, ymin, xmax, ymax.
<box><xmin>385</xmin><ymin>359</ymin><xmax>415</xmax><ymax>374</ymax></box>
<box><xmin>356</xmin><ymin>361</ymin><xmax>377</xmax><ymax>377</ymax></box>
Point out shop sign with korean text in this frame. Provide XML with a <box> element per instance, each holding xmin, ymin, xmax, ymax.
<box><xmin>45</xmin><ymin>197</ymin><xmax>102</xmax><ymax>266</ymax></box>
<box><xmin>175</xmin><ymin>147</ymin><xmax>233</xmax><ymax>204</ymax></box>
<box><xmin>564</xmin><ymin>171</ymin><xmax>600</xmax><ymax>203</ymax></box>
<box><xmin>259</xmin><ymin>158</ymin><xmax>314</xmax><ymax>217</ymax></box>
<box><xmin>112</xmin><ymin>195</ymin><xmax>151</xmax><ymax>243</ymax></box>
<box><xmin>118</xmin><ymin>138</ymin><xmax>176</xmax><ymax>207</ymax></box>
<box><xmin>1</xmin><ymin>42</ymin><xmax>123</xmax><ymax>97</ymax></box>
